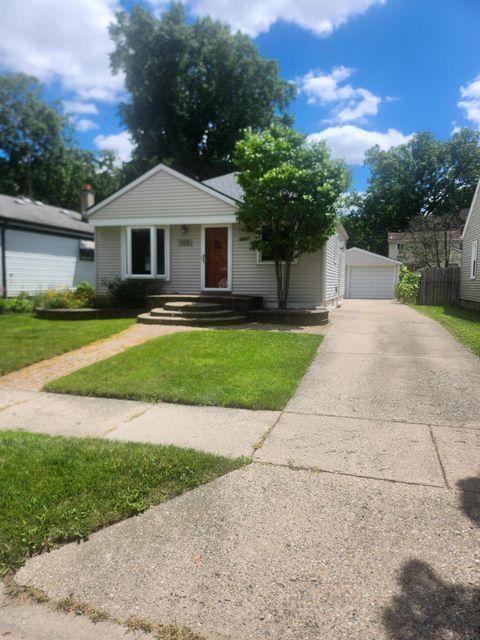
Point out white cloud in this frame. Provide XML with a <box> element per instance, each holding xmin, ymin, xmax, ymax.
<box><xmin>63</xmin><ymin>101</ymin><xmax>99</xmax><ymax>115</ymax></box>
<box><xmin>308</xmin><ymin>125</ymin><xmax>413</xmax><ymax>164</ymax></box>
<box><xmin>94</xmin><ymin>131</ymin><xmax>134</xmax><ymax>162</ymax></box>
<box><xmin>298</xmin><ymin>67</ymin><xmax>381</xmax><ymax>123</ymax></box>
<box><xmin>149</xmin><ymin>0</ymin><xmax>386</xmax><ymax>38</ymax></box>
<box><xmin>458</xmin><ymin>75</ymin><xmax>480</xmax><ymax>127</ymax></box>
<box><xmin>76</xmin><ymin>118</ymin><xmax>100</xmax><ymax>133</ymax></box>
<box><xmin>0</xmin><ymin>0</ymin><xmax>124</xmax><ymax>104</ymax></box>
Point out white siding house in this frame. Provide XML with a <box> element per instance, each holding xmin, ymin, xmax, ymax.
<box><xmin>89</xmin><ymin>164</ymin><xmax>347</xmax><ymax>309</ymax></box>
<box><xmin>0</xmin><ymin>195</ymin><xmax>95</xmax><ymax>297</ymax></box>
<box><xmin>460</xmin><ymin>177</ymin><xmax>480</xmax><ymax>310</ymax></box>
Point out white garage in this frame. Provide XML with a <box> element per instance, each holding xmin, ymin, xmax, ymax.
<box><xmin>345</xmin><ymin>247</ymin><xmax>401</xmax><ymax>299</ymax></box>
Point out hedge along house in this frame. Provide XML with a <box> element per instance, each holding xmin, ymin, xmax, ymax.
<box><xmin>0</xmin><ymin>187</ymin><xmax>95</xmax><ymax>298</ymax></box>
<box><xmin>460</xmin><ymin>176</ymin><xmax>480</xmax><ymax>310</ymax></box>
<box><xmin>88</xmin><ymin>164</ymin><xmax>347</xmax><ymax>314</ymax></box>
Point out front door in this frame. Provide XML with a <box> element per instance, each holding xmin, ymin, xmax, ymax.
<box><xmin>204</xmin><ymin>227</ymin><xmax>229</xmax><ymax>289</ymax></box>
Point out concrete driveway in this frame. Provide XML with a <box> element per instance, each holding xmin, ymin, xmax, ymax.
<box><xmin>10</xmin><ymin>300</ymin><xmax>480</xmax><ymax>640</ymax></box>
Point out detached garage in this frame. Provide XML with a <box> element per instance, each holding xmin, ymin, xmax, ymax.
<box><xmin>346</xmin><ymin>247</ymin><xmax>401</xmax><ymax>299</ymax></box>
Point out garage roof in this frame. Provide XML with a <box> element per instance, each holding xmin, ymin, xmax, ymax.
<box><xmin>346</xmin><ymin>247</ymin><xmax>402</xmax><ymax>266</ymax></box>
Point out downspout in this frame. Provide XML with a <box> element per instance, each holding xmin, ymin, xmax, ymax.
<box><xmin>1</xmin><ymin>221</ymin><xmax>7</xmax><ymax>298</ymax></box>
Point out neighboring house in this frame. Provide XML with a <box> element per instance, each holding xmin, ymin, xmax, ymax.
<box><xmin>460</xmin><ymin>179</ymin><xmax>480</xmax><ymax>310</ymax></box>
<box><xmin>88</xmin><ymin>164</ymin><xmax>348</xmax><ymax>309</ymax></box>
<box><xmin>0</xmin><ymin>186</ymin><xmax>95</xmax><ymax>297</ymax></box>
<box><xmin>345</xmin><ymin>247</ymin><xmax>401</xmax><ymax>299</ymax></box>
<box><xmin>388</xmin><ymin>229</ymin><xmax>463</xmax><ymax>268</ymax></box>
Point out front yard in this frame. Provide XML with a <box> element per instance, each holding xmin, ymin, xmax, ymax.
<box><xmin>0</xmin><ymin>430</ymin><xmax>245</xmax><ymax>575</ymax></box>
<box><xmin>46</xmin><ymin>330</ymin><xmax>322</xmax><ymax>410</ymax></box>
<box><xmin>413</xmin><ymin>305</ymin><xmax>480</xmax><ymax>356</ymax></box>
<box><xmin>0</xmin><ymin>314</ymin><xmax>135</xmax><ymax>375</ymax></box>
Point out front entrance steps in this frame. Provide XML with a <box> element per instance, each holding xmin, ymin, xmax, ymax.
<box><xmin>137</xmin><ymin>293</ymin><xmax>263</xmax><ymax>326</ymax></box>
<box><xmin>138</xmin><ymin>299</ymin><xmax>249</xmax><ymax>326</ymax></box>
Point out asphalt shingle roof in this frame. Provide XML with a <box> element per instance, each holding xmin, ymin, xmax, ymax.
<box><xmin>0</xmin><ymin>194</ymin><xmax>93</xmax><ymax>237</ymax></box>
<box><xmin>203</xmin><ymin>173</ymin><xmax>244</xmax><ymax>202</ymax></box>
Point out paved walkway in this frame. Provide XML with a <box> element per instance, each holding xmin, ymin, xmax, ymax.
<box><xmin>4</xmin><ymin>301</ymin><xmax>480</xmax><ymax>639</ymax></box>
<box><xmin>0</xmin><ymin>323</ymin><xmax>192</xmax><ymax>391</ymax></box>
<box><xmin>0</xmin><ymin>321</ymin><xmax>327</xmax><ymax>392</ymax></box>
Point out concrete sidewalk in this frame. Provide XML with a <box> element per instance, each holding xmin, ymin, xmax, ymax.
<box><xmin>4</xmin><ymin>300</ymin><xmax>480</xmax><ymax>639</ymax></box>
<box><xmin>0</xmin><ymin>389</ymin><xmax>279</xmax><ymax>458</ymax></box>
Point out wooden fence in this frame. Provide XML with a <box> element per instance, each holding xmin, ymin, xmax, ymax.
<box><xmin>417</xmin><ymin>266</ymin><xmax>460</xmax><ymax>305</ymax></box>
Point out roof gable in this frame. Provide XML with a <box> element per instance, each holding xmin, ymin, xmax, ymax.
<box><xmin>462</xmin><ymin>176</ymin><xmax>480</xmax><ymax>239</ymax></box>
<box><xmin>346</xmin><ymin>246</ymin><xmax>401</xmax><ymax>266</ymax></box>
<box><xmin>89</xmin><ymin>164</ymin><xmax>238</xmax><ymax>219</ymax></box>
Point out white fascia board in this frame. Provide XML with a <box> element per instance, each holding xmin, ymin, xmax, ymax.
<box><xmin>346</xmin><ymin>246</ymin><xmax>402</xmax><ymax>265</ymax></box>
<box><xmin>88</xmin><ymin>163</ymin><xmax>238</xmax><ymax>216</ymax></box>
<box><xmin>90</xmin><ymin>214</ymin><xmax>238</xmax><ymax>227</ymax></box>
<box><xmin>336</xmin><ymin>220</ymin><xmax>349</xmax><ymax>240</ymax></box>
<box><xmin>461</xmin><ymin>176</ymin><xmax>480</xmax><ymax>240</ymax></box>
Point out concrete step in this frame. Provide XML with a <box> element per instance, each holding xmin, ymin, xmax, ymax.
<box><xmin>147</xmin><ymin>293</ymin><xmax>264</xmax><ymax>312</ymax></box>
<box><xmin>150</xmin><ymin>307</ymin><xmax>237</xmax><ymax>318</ymax></box>
<box><xmin>137</xmin><ymin>312</ymin><xmax>247</xmax><ymax>326</ymax></box>
<box><xmin>163</xmin><ymin>301</ymin><xmax>225</xmax><ymax>312</ymax></box>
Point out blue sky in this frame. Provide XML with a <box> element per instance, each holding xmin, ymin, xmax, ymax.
<box><xmin>1</xmin><ymin>0</ymin><xmax>480</xmax><ymax>190</ymax></box>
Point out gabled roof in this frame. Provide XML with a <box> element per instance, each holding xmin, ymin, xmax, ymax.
<box><xmin>346</xmin><ymin>246</ymin><xmax>402</xmax><ymax>265</ymax></box>
<box><xmin>203</xmin><ymin>172</ymin><xmax>244</xmax><ymax>202</ymax></box>
<box><xmin>88</xmin><ymin>163</ymin><xmax>239</xmax><ymax>216</ymax></box>
<box><xmin>462</xmin><ymin>176</ymin><xmax>480</xmax><ymax>240</ymax></box>
<box><xmin>0</xmin><ymin>194</ymin><xmax>93</xmax><ymax>238</ymax></box>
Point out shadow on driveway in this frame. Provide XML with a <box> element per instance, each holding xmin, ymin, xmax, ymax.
<box><xmin>383</xmin><ymin>477</ymin><xmax>480</xmax><ymax>639</ymax></box>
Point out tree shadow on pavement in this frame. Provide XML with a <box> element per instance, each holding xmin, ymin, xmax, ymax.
<box><xmin>383</xmin><ymin>478</ymin><xmax>480</xmax><ymax>639</ymax></box>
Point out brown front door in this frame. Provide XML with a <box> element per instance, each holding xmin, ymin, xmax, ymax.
<box><xmin>204</xmin><ymin>227</ymin><xmax>229</xmax><ymax>289</ymax></box>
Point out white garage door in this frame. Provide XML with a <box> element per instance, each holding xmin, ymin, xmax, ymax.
<box><xmin>348</xmin><ymin>266</ymin><xmax>395</xmax><ymax>299</ymax></box>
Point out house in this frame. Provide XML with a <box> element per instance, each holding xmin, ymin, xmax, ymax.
<box><xmin>388</xmin><ymin>229</ymin><xmax>463</xmax><ymax>268</ymax></box>
<box><xmin>460</xmin><ymin>179</ymin><xmax>480</xmax><ymax>310</ymax></box>
<box><xmin>0</xmin><ymin>186</ymin><xmax>95</xmax><ymax>297</ymax></box>
<box><xmin>345</xmin><ymin>247</ymin><xmax>401</xmax><ymax>299</ymax></box>
<box><xmin>87</xmin><ymin>164</ymin><xmax>347</xmax><ymax>310</ymax></box>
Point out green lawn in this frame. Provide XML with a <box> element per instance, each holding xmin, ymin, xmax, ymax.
<box><xmin>413</xmin><ymin>305</ymin><xmax>480</xmax><ymax>356</ymax></box>
<box><xmin>0</xmin><ymin>314</ymin><xmax>135</xmax><ymax>375</ymax></box>
<box><xmin>46</xmin><ymin>330</ymin><xmax>322</xmax><ymax>410</ymax></box>
<box><xmin>0</xmin><ymin>431</ymin><xmax>245</xmax><ymax>575</ymax></box>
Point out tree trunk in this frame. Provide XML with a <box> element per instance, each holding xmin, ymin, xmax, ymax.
<box><xmin>275</xmin><ymin>258</ymin><xmax>292</xmax><ymax>309</ymax></box>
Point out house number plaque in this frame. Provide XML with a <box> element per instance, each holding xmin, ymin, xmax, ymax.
<box><xmin>178</xmin><ymin>239</ymin><xmax>193</xmax><ymax>247</ymax></box>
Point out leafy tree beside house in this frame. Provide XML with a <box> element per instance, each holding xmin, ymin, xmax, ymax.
<box><xmin>234</xmin><ymin>125</ymin><xmax>349</xmax><ymax>309</ymax></box>
<box><xmin>110</xmin><ymin>3</ymin><xmax>295</xmax><ymax>181</ymax></box>
<box><xmin>0</xmin><ymin>72</ymin><xmax>123</xmax><ymax>210</ymax></box>
<box><xmin>342</xmin><ymin>129</ymin><xmax>480</xmax><ymax>255</ymax></box>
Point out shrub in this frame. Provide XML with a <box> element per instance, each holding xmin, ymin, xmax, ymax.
<box><xmin>105</xmin><ymin>278</ymin><xmax>149</xmax><ymax>308</ymax></box>
<box><xmin>36</xmin><ymin>282</ymin><xmax>96</xmax><ymax>310</ymax></box>
<box><xmin>395</xmin><ymin>266</ymin><xmax>421</xmax><ymax>304</ymax></box>
<box><xmin>0</xmin><ymin>293</ymin><xmax>34</xmax><ymax>314</ymax></box>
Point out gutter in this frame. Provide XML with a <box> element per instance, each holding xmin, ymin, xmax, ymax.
<box><xmin>1</xmin><ymin>221</ymin><xmax>7</xmax><ymax>298</ymax></box>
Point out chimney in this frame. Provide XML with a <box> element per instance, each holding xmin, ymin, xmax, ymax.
<box><xmin>80</xmin><ymin>184</ymin><xmax>95</xmax><ymax>219</ymax></box>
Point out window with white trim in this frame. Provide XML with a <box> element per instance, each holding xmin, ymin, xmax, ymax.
<box><xmin>126</xmin><ymin>227</ymin><xmax>169</xmax><ymax>278</ymax></box>
<box><xmin>471</xmin><ymin>240</ymin><xmax>478</xmax><ymax>280</ymax></box>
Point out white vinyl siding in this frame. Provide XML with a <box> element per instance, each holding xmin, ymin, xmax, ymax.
<box><xmin>90</xmin><ymin>168</ymin><xmax>236</xmax><ymax>221</ymax></box>
<box><xmin>460</xmin><ymin>182</ymin><xmax>480</xmax><ymax>304</ymax></box>
<box><xmin>231</xmin><ymin>226</ymin><xmax>323</xmax><ymax>308</ymax></box>
<box><xmin>95</xmin><ymin>227</ymin><xmax>122</xmax><ymax>292</ymax></box>
<box><xmin>324</xmin><ymin>234</ymin><xmax>345</xmax><ymax>306</ymax></box>
<box><xmin>3</xmin><ymin>228</ymin><xmax>95</xmax><ymax>296</ymax></box>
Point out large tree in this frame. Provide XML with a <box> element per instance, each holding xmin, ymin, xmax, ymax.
<box><xmin>234</xmin><ymin>125</ymin><xmax>349</xmax><ymax>308</ymax></box>
<box><xmin>0</xmin><ymin>73</ymin><xmax>123</xmax><ymax>210</ymax></box>
<box><xmin>342</xmin><ymin>129</ymin><xmax>480</xmax><ymax>254</ymax></box>
<box><xmin>110</xmin><ymin>3</ymin><xmax>295</xmax><ymax>181</ymax></box>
